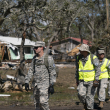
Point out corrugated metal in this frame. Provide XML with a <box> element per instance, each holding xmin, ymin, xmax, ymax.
<box><xmin>0</xmin><ymin>36</ymin><xmax>35</xmax><ymax>46</ymax></box>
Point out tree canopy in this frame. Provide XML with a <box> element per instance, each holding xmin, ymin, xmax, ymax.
<box><xmin>0</xmin><ymin>0</ymin><xmax>110</xmax><ymax>52</ymax></box>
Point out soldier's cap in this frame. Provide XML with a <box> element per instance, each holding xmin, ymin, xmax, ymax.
<box><xmin>77</xmin><ymin>44</ymin><xmax>90</xmax><ymax>53</ymax></box>
<box><xmin>33</xmin><ymin>41</ymin><xmax>45</xmax><ymax>47</ymax></box>
<box><xmin>98</xmin><ymin>50</ymin><xmax>105</xmax><ymax>54</ymax></box>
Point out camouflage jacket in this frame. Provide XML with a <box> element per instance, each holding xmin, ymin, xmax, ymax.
<box><xmin>25</xmin><ymin>54</ymin><xmax>56</xmax><ymax>87</ymax></box>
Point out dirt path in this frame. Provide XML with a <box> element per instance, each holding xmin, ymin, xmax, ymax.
<box><xmin>1</xmin><ymin>68</ymin><xmax>110</xmax><ymax>110</ymax></box>
<box><xmin>0</xmin><ymin>105</ymin><xmax>83</xmax><ymax>110</ymax></box>
<box><xmin>0</xmin><ymin>101</ymin><xmax>110</xmax><ymax>110</ymax></box>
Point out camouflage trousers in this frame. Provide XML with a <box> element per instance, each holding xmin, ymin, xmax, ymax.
<box><xmin>108</xmin><ymin>78</ymin><xmax>110</xmax><ymax>97</ymax></box>
<box><xmin>17</xmin><ymin>75</ymin><xmax>25</xmax><ymax>84</ymax></box>
<box><xmin>33</xmin><ymin>85</ymin><xmax>50</xmax><ymax>110</ymax></box>
<box><xmin>97</xmin><ymin>78</ymin><xmax>108</xmax><ymax>101</ymax></box>
<box><xmin>77</xmin><ymin>81</ymin><xmax>96</xmax><ymax>109</ymax></box>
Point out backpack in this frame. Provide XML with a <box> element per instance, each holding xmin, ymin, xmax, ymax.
<box><xmin>44</xmin><ymin>54</ymin><xmax>59</xmax><ymax>77</ymax></box>
<box><xmin>33</xmin><ymin>54</ymin><xmax>59</xmax><ymax>76</ymax></box>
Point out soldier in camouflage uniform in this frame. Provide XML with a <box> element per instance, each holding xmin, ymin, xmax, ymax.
<box><xmin>97</xmin><ymin>50</ymin><xmax>110</xmax><ymax>108</ymax></box>
<box><xmin>108</xmin><ymin>73</ymin><xmax>110</xmax><ymax>101</ymax></box>
<box><xmin>76</xmin><ymin>44</ymin><xmax>101</xmax><ymax>110</ymax></box>
<box><xmin>25</xmin><ymin>41</ymin><xmax>56</xmax><ymax>110</ymax></box>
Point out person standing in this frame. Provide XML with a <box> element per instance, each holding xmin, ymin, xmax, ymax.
<box><xmin>97</xmin><ymin>49</ymin><xmax>110</xmax><ymax>108</ymax></box>
<box><xmin>25</xmin><ymin>41</ymin><xmax>56</xmax><ymax>110</ymax></box>
<box><xmin>76</xmin><ymin>44</ymin><xmax>101</xmax><ymax>110</ymax></box>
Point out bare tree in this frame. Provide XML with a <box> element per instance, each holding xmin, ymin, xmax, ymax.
<box><xmin>106</xmin><ymin>0</ymin><xmax>109</xmax><ymax>31</ymax></box>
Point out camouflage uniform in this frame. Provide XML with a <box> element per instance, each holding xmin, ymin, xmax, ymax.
<box><xmin>108</xmin><ymin>79</ymin><xmax>110</xmax><ymax>97</ymax></box>
<box><xmin>25</xmin><ymin>41</ymin><xmax>56</xmax><ymax>110</ymax></box>
<box><xmin>76</xmin><ymin>44</ymin><xmax>100</xmax><ymax>110</ymax></box>
<box><xmin>108</xmin><ymin>60</ymin><xmax>110</xmax><ymax>98</ymax></box>
<box><xmin>97</xmin><ymin>50</ymin><xmax>110</xmax><ymax>102</ymax></box>
<box><xmin>97</xmin><ymin>78</ymin><xmax>108</xmax><ymax>101</ymax></box>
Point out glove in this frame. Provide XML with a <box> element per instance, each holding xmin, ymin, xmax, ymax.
<box><xmin>48</xmin><ymin>84</ymin><xmax>54</xmax><ymax>94</ymax></box>
<box><xmin>25</xmin><ymin>83</ymin><xmax>29</xmax><ymax>91</ymax></box>
<box><xmin>93</xmin><ymin>80</ymin><xmax>99</xmax><ymax>87</ymax></box>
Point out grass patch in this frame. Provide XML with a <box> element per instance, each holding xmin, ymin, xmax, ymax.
<box><xmin>0</xmin><ymin>91</ymin><xmax>33</xmax><ymax>105</ymax></box>
<box><xmin>0</xmin><ymin>67</ymin><xmax>78</xmax><ymax>106</ymax></box>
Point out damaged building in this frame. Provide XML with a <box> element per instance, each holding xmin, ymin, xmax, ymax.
<box><xmin>0</xmin><ymin>36</ymin><xmax>35</xmax><ymax>62</ymax></box>
<box><xmin>50</xmin><ymin>37</ymin><xmax>90</xmax><ymax>62</ymax></box>
<box><xmin>0</xmin><ymin>36</ymin><xmax>35</xmax><ymax>92</ymax></box>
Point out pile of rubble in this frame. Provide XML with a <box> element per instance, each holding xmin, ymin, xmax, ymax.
<box><xmin>0</xmin><ymin>62</ymin><xmax>31</xmax><ymax>92</ymax></box>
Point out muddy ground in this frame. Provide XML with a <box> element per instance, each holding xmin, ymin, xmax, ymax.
<box><xmin>0</xmin><ymin>65</ymin><xmax>110</xmax><ymax>110</ymax></box>
<box><xmin>1</xmin><ymin>101</ymin><xmax>110</xmax><ymax>110</ymax></box>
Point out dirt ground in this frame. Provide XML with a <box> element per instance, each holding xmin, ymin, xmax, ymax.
<box><xmin>0</xmin><ymin>101</ymin><xmax>110</xmax><ymax>110</ymax></box>
<box><xmin>0</xmin><ymin>66</ymin><xmax>110</xmax><ymax>110</ymax></box>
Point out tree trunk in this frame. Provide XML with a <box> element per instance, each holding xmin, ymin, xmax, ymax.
<box><xmin>106</xmin><ymin>0</ymin><xmax>109</xmax><ymax>30</ymax></box>
<box><xmin>44</xmin><ymin>31</ymin><xmax>58</xmax><ymax>54</ymax></box>
<box><xmin>17</xmin><ymin>32</ymin><xmax>27</xmax><ymax>91</ymax></box>
<box><xmin>91</xmin><ymin>29</ymin><xmax>94</xmax><ymax>41</ymax></box>
<box><xmin>78</xmin><ymin>25</ymin><xmax>83</xmax><ymax>44</ymax></box>
<box><xmin>34</xmin><ymin>27</ymin><xmax>41</xmax><ymax>41</ymax></box>
<box><xmin>20</xmin><ymin>32</ymin><xmax>26</xmax><ymax>65</ymax></box>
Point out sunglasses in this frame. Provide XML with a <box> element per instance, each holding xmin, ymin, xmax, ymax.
<box><xmin>100</xmin><ymin>53</ymin><xmax>104</xmax><ymax>55</ymax></box>
<box><xmin>34</xmin><ymin>47</ymin><xmax>41</xmax><ymax>50</ymax></box>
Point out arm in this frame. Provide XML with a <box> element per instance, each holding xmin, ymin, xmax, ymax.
<box><xmin>75</xmin><ymin>55</ymin><xmax>79</xmax><ymax>85</ymax></box>
<box><xmin>25</xmin><ymin>59</ymin><xmax>34</xmax><ymax>84</ymax></box>
<box><xmin>106</xmin><ymin>60</ymin><xmax>110</xmax><ymax>77</ymax></box>
<box><xmin>48</xmin><ymin>56</ymin><xmax>56</xmax><ymax>85</ymax></box>
<box><xmin>93</xmin><ymin>56</ymin><xmax>101</xmax><ymax>80</ymax></box>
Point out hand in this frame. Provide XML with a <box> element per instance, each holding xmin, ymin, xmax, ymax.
<box><xmin>93</xmin><ymin>80</ymin><xmax>99</xmax><ymax>87</ymax></box>
<box><xmin>25</xmin><ymin>83</ymin><xmax>29</xmax><ymax>91</ymax></box>
<box><xmin>50</xmin><ymin>82</ymin><xmax>54</xmax><ymax>86</ymax></box>
<box><xmin>48</xmin><ymin>84</ymin><xmax>54</xmax><ymax>94</ymax></box>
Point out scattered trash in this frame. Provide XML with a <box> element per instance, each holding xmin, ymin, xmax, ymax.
<box><xmin>68</xmin><ymin>87</ymin><xmax>75</xmax><ymax>89</ymax></box>
<box><xmin>56</xmin><ymin>64</ymin><xmax>75</xmax><ymax>68</ymax></box>
<box><xmin>6</xmin><ymin>75</ymin><xmax>16</xmax><ymax>80</ymax></box>
<box><xmin>0</xmin><ymin>94</ymin><xmax>11</xmax><ymax>96</ymax></box>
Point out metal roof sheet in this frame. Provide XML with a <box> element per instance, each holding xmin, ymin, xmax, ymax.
<box><xmin>51</xmin><ymin>37</ymin><xmax>90</xmax><ymax>45</ymax></box>
<box><xmin>0</xmin><ymin>36</ymin><xmax>35</xmax><ymax>46</ymax></box>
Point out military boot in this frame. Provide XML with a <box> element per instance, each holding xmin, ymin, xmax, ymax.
<box><xmin>107</xmin><ymin>98</ymin><xmax>110</xmax><ymax>103</ymax></box>
<box><xmin>99</xmin><ymin>101</ymin><xmax>104</xmax><ymax>108</ymax></box>
<box><xmin>83</xmin><ymin>103</ymin><xmax>87</xmax><ymax>110</ymax></box>
<box><xmin>35</xmin><ymin>107</ymin><xmax>40</xmax><ymax>110</ymax></box>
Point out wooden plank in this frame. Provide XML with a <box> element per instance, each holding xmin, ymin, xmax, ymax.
<box><xmin>0</xmin><ymin>45</ymin><xmax>2</xmax><ymax>62</ymax></box>
<box><xmin>1</xmin><ymin>45</ymin><xmax>5</xmax><ymax>61</ymax></box>
<box><xmin>67</xmin><ymin>44</ymin><xmax>81</xmax><ymax>56</ymax></box>
<box><xmin>7</xmin><ymin>48</ymin><xmax>11</xmax><ymax>60</ymax></box>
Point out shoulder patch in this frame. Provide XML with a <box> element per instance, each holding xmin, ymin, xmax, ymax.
<box><xmin>53</xmin><ymin>64</ymin><xmax>55</xmax><ymax>67</ymax></box>
<box><xmin>94</xmin><ymin>63</ymin><xmax>99</xmax><ymax>66</ymax></box>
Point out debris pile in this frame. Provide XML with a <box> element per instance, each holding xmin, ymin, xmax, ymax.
<box><xmin>0</xmin><ymin>62</ymin><xmax>30</xmax><ymax>92</ymax></box>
